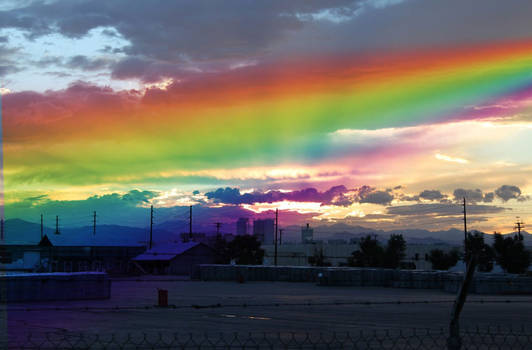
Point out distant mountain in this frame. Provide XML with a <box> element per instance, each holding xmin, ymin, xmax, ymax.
<box><xmin>3</xmin><ymin>219</ymin><xmax>172</xmax><ymax>246</ymax></box>
<box><xmin>4</xmin><ymin>218</ymin><xmax>531</xmax><ymax>246</ymax></box>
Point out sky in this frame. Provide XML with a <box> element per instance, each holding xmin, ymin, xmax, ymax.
<box><xmin>1</xmin><ymin>0</ymin><xmax>532</xmax><ymax>235</ymax></box>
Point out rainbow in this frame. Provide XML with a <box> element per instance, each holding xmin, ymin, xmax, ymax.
<box><xmin>4</xmin><ymin>39</ymin><xmax>532</xmax><ymax>194</ymax></box>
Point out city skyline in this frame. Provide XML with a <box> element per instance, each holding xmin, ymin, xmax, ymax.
<box><xmin>2</xmin><ymin>0</ymin><xmax>532</xmax><ymax>234</ymax></box>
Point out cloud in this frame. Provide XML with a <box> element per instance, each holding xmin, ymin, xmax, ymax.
<box><xmin>435</xmin><ymin>153</ymin><xmax>469</xmax><ymax>164</ymax></box>
<box><xmin>419</xmin><ymin>190</ymin><xmax>446</xmax><ymax>201</ymax></box>
<box><xmin>205</xmin><ymin>185</ymin><xmax>351</xmax><ymax>206</ymax></box>
<box><xmin>358</xmin><ymin>190</ymin><xmax>394</xmax><ymax>205</ymax></box>
<box><xmin>204</xmin><ymin>185</ymin><xmax>400</xmax><ymax>206</ymax></box>
<box><xmin>65</xmin><ymin>55</ymin><xmax>113</xmax><ymax>71</ymax></box>
<box><xmin>387</xmin><ymin>203</ymin><xmax>506</xmax><ymax>216</ymax></box>
<box><xmin>495</xmin><ymin>185</ymin><xmax>522</xmax><ymax>202</ymax></box>
<box><xmin>453</xmin><ymin>188</ymin><xmax>484</xmax><ymax>203</ymax></box>
<box><xmin>483</xmin><ymin>192</ymin><xmax>495</xmax><ymax>203</ymax></box>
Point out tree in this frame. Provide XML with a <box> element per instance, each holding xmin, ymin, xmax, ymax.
<box><xmin>348</xmin><ymin>235</ymin><xmax>384</xmax><ymax>267</ymax></box>
<box><xmin>464</xmin><ymin>231</ymin><xmax>494</xmax><ymax>272</ymax></box>
<box><xmin>493</xmin><ymin>232</ymin><xmax>530</xmax><ymax>274</ymax></box>
<box><xmin>383</xmin><ymin>234</ymin><xmax>406</xmax><ymax>268</ymax></box>
<box><xmin>308</xmin><ymin>247</ymin><xmax>331</xmax><ymax>267</ymax></box>
<box><xmin>428</xmin><ymin>249</ymin><xmax>460</xmax><ymax>270</ymax></box>
<box><xmin>213</xmin><ymin>234</ymin><xmax>231</xmax><ymax>264</ymax></box>
<box><xmin>227</xmin><ymin>235</ymin><xmax>264</xmax><ymax>265</ymax></box>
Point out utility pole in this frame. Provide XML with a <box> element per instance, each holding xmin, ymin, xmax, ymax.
<box><xmin>448</xmin><ymin>254</ymin><xmax>478</xmax><ymax>350</ymax></box>
<box><xmin>93</xmin><ymin>211</ymin><xmax>97</xmax><ymax>236</ymax></box>
<box><xmin>215</xmin><ymin>222</ymin><xmax>222</xmax><ymax>236</ymax></box>
<box><xmin>54</xmin><ymin>216</ymin><xmax>60</xmax><ymax>235</ymax></box>
<box><xmin>462</xmin><ymin>197</ymin><xmax>467</xmax><ymax>241</ymax></box>
<box><xmin>149</xmin><ymin>205</ymin><xmax>153</xmax><ymax>249</ymax></box>
<box><xmin>279</xmin><ymin>228</ymin><xmax>284</xmax><ymax>245</ymax></box>
<box><xmin>40</xmin><ymin>214</ymin><xmax>43</xmax><ymax>239</ymax></box>
<box><xmin>515</xmin><ymin>218</ymin><xmax>524</xmax><ymax>240</ymax></box>
<box><xmin>189</xmin><ymin>205</ymin><xmax>193</xmax><ymax>239</ymax></box>
<box><xmin>462</xmin><ymin>197</ymin><xmax>468</xmax><ymax>266</ymax></box>
<box><xmin>274</xmin><ymin>208</ymin><xmax>278</xmax><ymax>266</ymax></box>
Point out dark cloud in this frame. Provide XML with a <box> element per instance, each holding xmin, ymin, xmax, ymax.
<box><xmin>205</xmin><ymin>185</ymin><xmax>351</xmax><ymax>206</ymax></box>
<box><xmin>4</xmin><ymin>0</ymin><xmax>532</xmax><ymax>83</ymax></box>
<box><xmin>205</xmin><ymin>185</ymin><xmax>399</xmax><ymax>206</ymax></box>
<box><xmin>358</xmin><ymin>190</ymin><xmax>394</xmax><ymax>205</ymax></box>
<box><xmin>453</xmin><ymin>188</ymin><xmax>484</xmax><ymax>203</ymax></box>
<box><xmin>0</xmin><ymin>1</ymin><xmax>354</xmax><ymax>60</ymax></box>
<box><xmin>483</xmin><ymin>192</ymin><xmax>495</xmax><ymax>203</ymax></box>
<box><xmin>0</xmin><ymin>45</ymin><xmax>20</xmax><ymax>76</ymax></box>
<box><xmin>495</xmin><ymin>185</ymin><xmax>522</xmax><ymax>202</ymax></box>
<box><xmin>32</xmin><ymin>56</ymin><xmax>63</xmax><ymax>68</ymax></box>
<box><xmin>419</xmin><ymin>190</ymin><xmax>446</xmax><ymax>201</ymax></box>
<box><xmin>6</xmin><ymin>190</ymin><xmax>317</xmax><ymax>229</ymax></box>
<box><xmin>0</xmin><ymin>36</ymin><xmax>8</xmax><ymax>43</ymax></box>
<box><xmin>65</xmin><ymin>55</ymin><xmax>112</xmax><ymax>71</ymax></box>
<box><xmin>0</xmin><ymin>64</ymin><xmax>19</xmax><ymax>76</ymax></box>
<box><xmin>121</xmin><ymin>189</ymin><xmax>159</xmax><ymax>203</ymax></box>
<box><xmin>387</xmin><ymin>203</ymin><xmax>506</xmax><ymax>217</ymax></box>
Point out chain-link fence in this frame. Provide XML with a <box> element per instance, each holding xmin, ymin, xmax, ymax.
<box><xmin>6</xmin><ymin>326</ymin><xmax>532</xmax><ymax>349</ymax></box>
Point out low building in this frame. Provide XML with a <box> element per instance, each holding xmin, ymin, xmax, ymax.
<box><xmin>131</xmin><ymin>241</ymin><xmax>216</xmax><ymax>275</ymax></box>
<box><xmin>0</xmin><ymin>236</ymin><xmax>146</xmax><ymax>274</ymax></box>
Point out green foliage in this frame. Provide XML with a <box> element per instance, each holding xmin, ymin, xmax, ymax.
<box><xmin>308</xmin><ymin>247</ymin><xmax>332</xmax><ymax>267</ymax></box>
<box><xmin>428</xmin><ymin>248</ymin><xmax>460</xmax><ymax>270</ymax></box>
<box><xmin>227</xmin><ymin>235</ymin><xmax>265</xmax><ymax>265</ymax></box>
<box><xmin>465</xmin><ymin>231</ymin><xmax>494</xmax><ymax>272</ymax></box>
<box><xmin>492</xmin><ymin>232</ymin><xmax>530</xmax><ymax>274</ymax></box>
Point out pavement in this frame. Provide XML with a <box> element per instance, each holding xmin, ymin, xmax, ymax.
<box><xmin>4</xmin><ymin>278</ymin><xmax>532</xmax><ymax>339</ymax></box>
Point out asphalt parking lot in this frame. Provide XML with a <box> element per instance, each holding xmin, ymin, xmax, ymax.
<box><xmin>4</xmin><ymin>278</ymin><xmax>532</xmax><ymax>340</ymax></box>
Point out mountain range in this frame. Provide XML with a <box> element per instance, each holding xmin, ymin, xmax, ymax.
<box><xmin>3</xmin><ymin>218</ymin><xmax>530</xmax><ymax>246</ymax></box>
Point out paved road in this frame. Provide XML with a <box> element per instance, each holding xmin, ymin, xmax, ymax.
<box><xmin>5</xmin><ymin>279</ymin><xmax>532</xmax><ymax>339</ymax></box>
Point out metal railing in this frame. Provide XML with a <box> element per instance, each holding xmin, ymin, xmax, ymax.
<box><xmin>6</xmin><ymin>326</ymin><xmax>532</xmax><ymax>349</ymax></box>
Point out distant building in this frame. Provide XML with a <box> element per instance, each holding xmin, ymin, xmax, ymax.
<box><xmin>236</xmin><ymin>218</ymin><xmax>249</xmax><ymax>235</ymax></box>
<box><xmin>253</xmin><ymin>219</ymin><xmax>275</xmax><ymax>244</ymax></box>
<box><xmin>301</xmin><ymin>223</ymin><xmax>314</xmax><ymax>243</ymax></box>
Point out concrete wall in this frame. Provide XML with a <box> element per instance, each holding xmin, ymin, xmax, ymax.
<box><xmin>198</xmin><ymin>265</ymin><xmax>532</xmax><ymax>295</ymax></box>
<box><xmin>0</xmin><ymin>272</ymin><xmax>111</xmax><ymax>302</ymax></box>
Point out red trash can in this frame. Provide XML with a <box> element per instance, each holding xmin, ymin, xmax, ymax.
<box><xmin>158</xmin><ymin>289</ymin><xmax>168</xmax><ymax>307</ymax></box>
